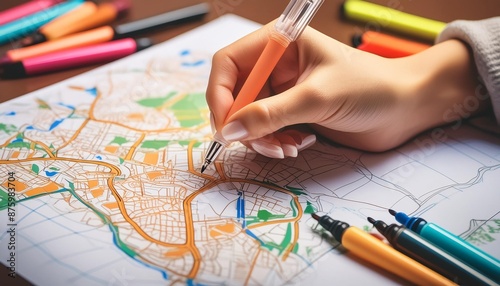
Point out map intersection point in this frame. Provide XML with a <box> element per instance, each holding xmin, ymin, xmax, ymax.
<box><xmin>0</xmin><ymin>15</ymin><xmax>499</xmax><ymax>285</ymax></box>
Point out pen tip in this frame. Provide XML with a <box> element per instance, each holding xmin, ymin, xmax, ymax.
<box><xmin>311</xmin><ymin>213</ymin><xmax>320</xmax><ymax>221</ymax></box>
<box><xmin>367</xmin><ymin>217</ymin><xmax>376</xmax><ymax>224</ymax></box>
<box><xmin>388</xmin><ymin>209</ymin><xmax>396</xmax><ymax>216</ymax></box>
<box><xmin>200</xmin><ymin>164</ymin><xmax>207</xmax><ymax>173</ymax></box>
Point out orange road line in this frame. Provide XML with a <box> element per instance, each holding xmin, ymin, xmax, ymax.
<box><xmin>182</xmin><ymin>180</ymin><xmax>228</xmax><ymax>278</ymax></box>
<box><xmin>187</xmin><ymin>140</ymin><xmax>196</xmax><ymax>172</ymax></box>
<box><xmin>57</xmin><ymin>118</ymin><xmax>90</xmax><ymax>151</ymax></box>
<box><xmin>1</xmin><ymin>134</ymin><xmax>56</xmax><ymax>158</ymax></box>
<box><xmin>0</xmin><ymin>132</ymin><xmax>21</xmax><ymax>148</ymax></box>
<box><xmin>215</xmin><ymin>161</ymin><xmax>226</xmax><ymax>180</ymax></box>
<box><xmin>124</xmin><ymin>133</ymin><xmax>145</xmax><ymax>160</ymax></box>
<box><xmin>244</xmin><ymin>247</ymin><xmax>262</xmax><ymax>286</ymax></box>
<box><xmin>87</xmin><ymin>86</ymin><xmax>101</xmax><ymax>121</ymax></box>
<box><xmin>282</xmin><ymin>195</ymin><xmax>302</xmax><ymax>261</ymax></box>
<box><xmin>29</xmin><ymin>139</ymin><xmax>55</xmax><ymax>158</ymax></box>
<box><xmin>27</xmin><ymin>142</ymin><xmax>36</xmax><ymax>158</ymax></box>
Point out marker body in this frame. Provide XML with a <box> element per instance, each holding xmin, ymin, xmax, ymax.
<box><xmin>39</xmin><ymin>1</ymin><xmax>98</xmax><ymax>40</ymax></box>
<box><xmin>6</xmin><ymin>26</ymin><xmax>115</xmax><ymax>62</ymax></box>
<box><xmin>314</xmin><ymin>214</ymin><xmax>456</xmax><ymax>286</ymax></box>
<box><xmin>342</xmin><ymin>0</ymin><xmax>445</xmax><ymax>41</ymax></box>
<box><xmin>0</xmin><ymin>0</ymin><xmax>61</xmax><ymax>26</ymax></box>
<box><xmin>370</xmin><ymin>219</ymin><xmax>496</xmax><ymax>286</ymax></box>
<box><xmin>0</xmin><ymin>0</ymin><xmax>84</xmax><ymax>45</ymax></box>
<box><xmin>74</xmin><ymin>2</ymin><xmax>127</xmax><ymax>36</ymax></box>
<box><xmin>22</xmin><ymin>0</ymin><xmax>131</xmax><ymax>46</ymax></box>
<box><xmin>354</xmin><ymin>31</ymin><xmax>430</xmax><ymax>58</ymax></box>
<box><xmin>226</xmin><ymin>33</ymin><xmax>288</xmax><ymax>119</ymax></box>
<box><xmin>113</xmin><ymin>3</ymin><xmax>210</xmax><ymax>38</ymax></box>
<box><xmin>394</xmin><ymin>211</ymin><xmax>500</xmax><ymax>283</ymax></box>
<box><xmin>0</xmin><ymin>38</ymin><xmax>152</xmax><ymax>78</ymax></box>
<box><xmin>200</xmin><ymin>33</ymin><xmax>289</xmax><ymax>172</ymax></box>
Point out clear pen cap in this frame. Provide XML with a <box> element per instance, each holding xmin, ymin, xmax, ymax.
<box><xmin>275</xmin><ymin>0</ymin><xmax>324</xmax><ymax>42</ymax></box>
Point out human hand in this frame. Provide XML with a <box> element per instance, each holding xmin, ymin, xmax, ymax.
<box><xmin>206</xmin><ymin>21</ymin><xmax>487</xmax><ymax>157</ymax></box>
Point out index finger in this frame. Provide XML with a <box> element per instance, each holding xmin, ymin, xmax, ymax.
<box><xmin>205</xmin><ymin>21</ymin><xmax>276</xmax><ymax>131</ymax></box>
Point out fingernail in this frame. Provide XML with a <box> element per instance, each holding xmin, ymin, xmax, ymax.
<box><xmin>250</xmin><ymin>140</ymin><xmax>284</xmax><ymax>159</ymax></box>
<box><xmin>297</xmin><ymin>134</ymin><xmax>316</xmax><ymax>151</ymax></box>
<box><xmin>282</xmin><ymin>143</ymin><xmax>298</xmax><ymax>157</ymax></box>
<box><xmin>221</xmin><ymin>121</ymin><xmax>249</xmax><ymax>142</ymax></box>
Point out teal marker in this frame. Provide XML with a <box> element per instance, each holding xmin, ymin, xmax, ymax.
<box><xmin>390</xmin><ymin>209</ymin><xmax>500</xmax><ymax>284</ymax></box>
<box><xmin>0</xmin><ymin>0</ymin><xmax>84</xmax><ymax>45</ymax></box>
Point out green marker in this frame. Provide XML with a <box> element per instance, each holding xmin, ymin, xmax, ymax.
<box><xmin>342</xmin><ymin>0</ymin><xmax>446</xmax><ymax>41</ymax></box>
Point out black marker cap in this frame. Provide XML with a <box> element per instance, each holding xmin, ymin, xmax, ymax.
<box><xmin>0</xmin><ymin>62</ymin><xmax>27</xmax><ymax>79</ymax></box>
<box><xmin>20</xmin><ymin>32</ymin><xmax>47</xmax><ymax>47</ymax></box>
<box><xmin>352</xmin><ymin>34</ymin><xmax>363</xmax><ymax>48</ymax></box>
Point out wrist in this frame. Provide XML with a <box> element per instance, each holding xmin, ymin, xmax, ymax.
<box><xmin>397</xmin><ymin>39</ymin><xmax>488</xmax><ymax>135</ymax></box>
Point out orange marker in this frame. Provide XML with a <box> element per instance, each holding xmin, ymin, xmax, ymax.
<box><xmin>31</xmin><ymin>1</ymin><xmax>98</xmax><ymax>41</ymax></box>
<box><xmin>2</xmin><ymin>26</ymin><xmax>115</xmax><ymax>64</ymax></box>
<box><xmin>21</xmin><ymin>0</ymin><xmax>131</xmax><ymax>46</ymax></box>
<box><xmin>312</xmin><ymin>213</ymin><xmax>456</xmax><ymax>285</ymax></box>
<box><xmin>353</xmin><ymin>31</ymin><xmax>431</xmax><ymax>58</ymax></box>
<box><xmin>201</xmin><ymin>0</ymin><xmax>325</xmax><ymax>172</ymax></box>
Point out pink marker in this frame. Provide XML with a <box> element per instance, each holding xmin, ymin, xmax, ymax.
<box><xmin>0</xmin><ymin>0</ymin><xmax>62</xmax><ymax>26</ymax></box>
<box><xmin>0</xmin><ymin>38</ymin><xmax>152</xmax><ymax>78</ymax></box>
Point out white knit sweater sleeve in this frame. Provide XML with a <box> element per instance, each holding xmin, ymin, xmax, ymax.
<box><xmin>436</xmin><ymin>17</ymin><xmax>500</xmax><ymax>124</ymax></box>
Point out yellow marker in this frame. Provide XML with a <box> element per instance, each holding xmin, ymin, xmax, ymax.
<box><xmin>342</xmin><ymin>0</ymin><xmax>446</xmax><ymax>41</ymax></box>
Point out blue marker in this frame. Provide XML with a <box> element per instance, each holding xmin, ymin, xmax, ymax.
<box><xmin>390</xmin><ymin>209</ymin><xmax>500</xmax><ymax>284</ymax></box>
<box><xmin>0</xmin><ymin>0</ymin><xmax>84</xmax><ymax>45</ymax></box>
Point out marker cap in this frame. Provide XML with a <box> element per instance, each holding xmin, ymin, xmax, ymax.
<box><xmin>275</xmin><ymin>0</ymin><xmax>324</xmax><ymax>42</ymax></box>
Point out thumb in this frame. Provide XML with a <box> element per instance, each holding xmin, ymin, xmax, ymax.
<box><xmin>220</xmin><ymin>83</ymin><xmax>325</xmax><ymax>142</ymax></box>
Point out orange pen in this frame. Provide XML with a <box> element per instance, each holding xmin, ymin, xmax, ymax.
<box><xmin>312</xmin><ymin>213</ymin><xmax>456</xmax><ymax>285</ymax></box>
<box><xmin>21</xmin><ymin>0</ymin><xmax>131</xmax><ymax>46</ymax></box>
<box><xmin>353</xmin><ymin>31</ymin><xmax>431</xmax><ymax>58</ymax></box>
<box><xmin>2</xmin><ymin>26</ymin><xmax>115</xmax><ymax>63</ymax></box>
<box><xmin>201</xmin><ymin>0</ymin><xmax>325</xmax><ymax>173</ymax></box>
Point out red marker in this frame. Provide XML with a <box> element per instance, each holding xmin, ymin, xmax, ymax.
<box><xmin>0</xmin><ymin>38</ymin><xmax>152</xmax><ymax>78</ymax></box>
<box><xmin>0</xmin><ymin>0</ymin><xmax>62</xmax><ymax>26</ymax></box>
<box><xmin>353</xmin><ymin>31</ymin><xmax>431</xmax><ymax>58</ymax></box>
